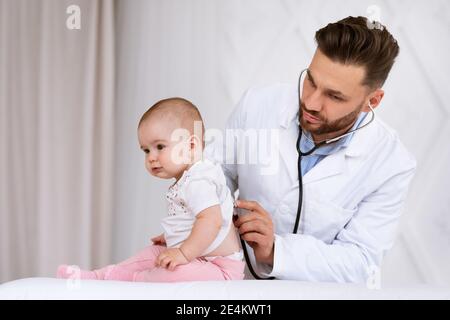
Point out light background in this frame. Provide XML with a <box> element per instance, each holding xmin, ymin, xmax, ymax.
<box><xmin>114</xmin><ymin>0</ymin><xmax>450</xmax><ymax>286</ymax></box>
<box><xmin>1</xmin><ymin>0</ymin><xmax>449</xmax><ymax>286</ymax></box>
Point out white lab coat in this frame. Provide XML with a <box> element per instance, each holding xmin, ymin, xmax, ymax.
<box><xmin>206</xmin><ymin>83</ymin><xmax>417</xmax><ymax>283</ymax></box>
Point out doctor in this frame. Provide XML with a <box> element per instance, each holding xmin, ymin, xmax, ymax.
<box><xmin>207</xmin><ymin>16</ymin><xmax>416</xmax><ymax>283</ymax></box>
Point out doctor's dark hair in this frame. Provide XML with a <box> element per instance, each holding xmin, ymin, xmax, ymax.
<box><xmin>315</xmin><ymin>16</ymin><xmax>399</xmax><ymax>89</ymax></box>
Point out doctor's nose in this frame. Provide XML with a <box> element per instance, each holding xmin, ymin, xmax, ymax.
<box><xmin>303</xmin><ymin>90</ymin><xmax>323</xmax><ymax>112</ymax></box>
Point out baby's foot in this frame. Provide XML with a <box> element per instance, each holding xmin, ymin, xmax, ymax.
<box><xmin>56</xmin><ymin>264</ymin><xmax>98</xmax><ymax>280</ymax></box>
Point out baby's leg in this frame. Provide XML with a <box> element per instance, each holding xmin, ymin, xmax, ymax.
<box><xmin>101</xmin><ymin>245</ymin><xmax>166</xmax><ymax>281</ymax></box>
<box><xmin>134</xmin><ymin>257</ymin><xmax>245</xmax><ymax>282</ymax></box>
<box><xmin>56</xmin><ymin>245</ymin><xmax>167</xmax><ymax>281</ymax></box>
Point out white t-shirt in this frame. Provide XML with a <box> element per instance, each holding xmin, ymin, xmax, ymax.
<box><xmin>161</xmin><ymin>158</ymin><xmax>234</xmax><ymax>256</ymax></box>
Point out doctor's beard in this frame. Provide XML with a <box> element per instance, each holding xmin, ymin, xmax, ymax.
<box><xmin>299</xmin><ymin>101</ymin><xmax>364</xmax><ymax>136</ymax></box>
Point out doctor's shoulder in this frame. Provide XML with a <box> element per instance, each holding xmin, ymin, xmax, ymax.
<box><xmin>230</xmin><ymin>83</ymin><xmax>297</xmax><ymax>128</ymax></box>
<box><xmin>371</xmin><ymin>117</ymin><xmax>417</xmax><ymax>173</ymax></box>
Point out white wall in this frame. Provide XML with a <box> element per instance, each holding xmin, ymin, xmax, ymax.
<box><xmin>114</xmin><ymin>0</ymin><xmax>450</xmax><ymax>286</ymax></box>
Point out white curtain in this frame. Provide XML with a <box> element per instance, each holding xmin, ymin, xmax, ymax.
<box><xmin>0</xmin><ymin>0</ymin><xmax>115</xmax><ymax>282</ymax></box>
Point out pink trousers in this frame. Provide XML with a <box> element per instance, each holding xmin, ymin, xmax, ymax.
<box><xmin>57</xmin><ymin>245</ymin><xmax>245</xmax><ymax>282</ymax></box>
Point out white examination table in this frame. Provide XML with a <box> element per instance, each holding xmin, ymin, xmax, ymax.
<box><xmin>1</xmin><ymin>278</ymin><xmax>449</xmax><ymax>300</ymax></box>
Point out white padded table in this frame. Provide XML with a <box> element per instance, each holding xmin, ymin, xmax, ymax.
<box><xmin>1</xmin><ymin>278</ymin><xmax>449</xmax><ymax>300</ymax></box>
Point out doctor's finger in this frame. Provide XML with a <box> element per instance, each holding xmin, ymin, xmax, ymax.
<box><xmin>236</xmin><ymin>209</ymin><xmax>273</xmax><ymax>228</ymax></box>
<box><xmin>241</xmin><ymin>232</ymin><xmax>265</xmax><ymax>245</ymax></box>
<box><xmin>235</xmin><ymin>200</ymin><xmax>265</xmax><ymax>213</ymax></box>
<box><xmin>234</xmin><ymin>212</ymin><xmax>266</xmax><ymax>228</ymax></box>
<box><xmin>238</xmin><ymin>219</ymin><xmax>271</xmax><ymax>236</ymax></box>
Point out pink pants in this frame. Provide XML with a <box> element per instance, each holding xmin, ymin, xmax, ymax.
<box><xmin>59</xmin><ymin>245</ymin><xmax>245</xmax><ymax>282</ymax></box>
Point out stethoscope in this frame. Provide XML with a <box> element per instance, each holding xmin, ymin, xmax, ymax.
<box><xmin>238</xmin><ymin>68</ymin><xmax>376</xmax><ymax>280</ymax></box>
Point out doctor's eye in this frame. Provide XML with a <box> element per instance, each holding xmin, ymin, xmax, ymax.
<box><xmin>156</xmin><ymin>144</ymin><xmax>166</xmax><ymax>151</ymax></box>
<box><xmin>329</xmin><ymin>94</ymin><xmax>343</xmax><ymax>102</ymax></box>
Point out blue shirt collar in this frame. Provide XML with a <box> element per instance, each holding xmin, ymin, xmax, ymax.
<box><xmin>299</xmin><ymin>112</ymin><xmax>368</xmax><ymax>156</ymax></box>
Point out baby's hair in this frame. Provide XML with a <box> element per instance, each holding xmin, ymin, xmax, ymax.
<box><xmin>139</xmin><ymin>97</ymin><xmax>205</xmax><ymax>143</ymax></box>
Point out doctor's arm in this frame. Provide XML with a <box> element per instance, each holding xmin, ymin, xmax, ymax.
<box><xmin>266</xmin><ymin>167</ymin><xmax>416</xmax><ymax>283</ymax></box>
<box><xmin>235</xmin><ymin>164</ymin><xmax>416</xmax><ymax>282</ymax></box>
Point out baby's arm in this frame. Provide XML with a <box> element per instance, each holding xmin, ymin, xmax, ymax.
<box><xmin>156</xmin><ymin>205</ymin><xmax>222</xmax><ymax>270</ymax></box>
<box><xmin>179</xmin><ymin>205</ymin><xmax>222</xmax><ymax>261</ymax></box>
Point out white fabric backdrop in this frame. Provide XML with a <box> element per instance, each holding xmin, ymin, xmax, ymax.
<box><xmin>0</xmin><ymin>0</ymin><xmax>115</xmax><ymax>283</ymax></box>
<box><xmin>113</xmin><ymin>0</ymin><xmax>450</xmax><ymax>287</ymax></box>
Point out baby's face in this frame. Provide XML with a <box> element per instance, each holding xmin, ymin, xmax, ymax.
<box><xmin>138</xmin><ymin>117</ymin><xmax>191</xmax><ymax>180</ymax></box>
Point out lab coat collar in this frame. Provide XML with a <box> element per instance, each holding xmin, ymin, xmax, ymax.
<box><xmin>302</xmin><ymin>149</ymin><xmax>346</xmax><ymax>184</ymax></box>
<box><xmin>343</xmin><ymin>113</ymin><xmax>377</xmax><ymax>158</ymax></box>
<box><xmin>278</xmin><ymin>122</ymin><xmax>346</xmax><ymax>186</ymax></box>
<box><xmin>303</xmin><ymin>118</ymin><xmax>378</xmax><ymax>184</ymax></box>
<box><xmin>279</xmin><ymin>88</ymin><xmax>299</xmax><ymax>129</ymax></box>
<box><xmin>278</xmin><ymin>96</ymin><xmax>379</xmax><ymax>185</ymax></box>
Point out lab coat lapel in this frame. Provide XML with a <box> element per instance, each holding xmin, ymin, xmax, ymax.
<box><xmin>302</xmin><ymin>150</ymin><xmax>346</xmax><ymax>184</ymax></box>
<box><xmin>278</xmin><ymin>122</ymin><xmax>300</xmax><ymax>186</ymax></box>
<box><xmin>278</xmin><ymin>125</ymin><xmax>346</xmax><ymax>187</ymax></box>
<box><xmin>277</xmin><ymin>110</ymin><xmax>347</xmax><ymax>186</ymax></box>
<box><xmin>276</xmin><ymin>95</ymin><xmax>379</xmax><ymax>186</ymax></box>
<box><xmin>302</xmin><ymin>116</ymin><xmax>378</xmax><ymax>184</ymax></box>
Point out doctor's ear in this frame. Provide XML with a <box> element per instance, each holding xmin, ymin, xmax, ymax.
<box><xmin>363</xmin><ymin>89</ymin><xmax>384</xmax><ymax>112</ymax></box>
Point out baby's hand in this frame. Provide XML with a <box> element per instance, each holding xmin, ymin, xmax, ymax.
<box><xmin>156</xmin><ymin>248</ymin><xmax>189</xmax><ymax>271</ymax></box>
<box><xmin>151</xmin><ymin>233</ymin><xmax>166</xmax><ymax>246</ymax></box>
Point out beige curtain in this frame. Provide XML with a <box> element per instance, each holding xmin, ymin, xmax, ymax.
<box><xmin>0</xmin><ymin>0</ymin><xmax>114</xmax><ymax>282</ymax></box>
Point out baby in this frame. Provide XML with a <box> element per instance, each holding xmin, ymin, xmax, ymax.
<box><xmin>57</xmin><ymin>97</ymin><xmax>245</xmax><ymax>282</ymax></box>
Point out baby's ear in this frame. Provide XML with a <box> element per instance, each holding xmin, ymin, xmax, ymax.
<box><xmin>189</xmin><ymin>135</ymin><xmax>204</xmax><ymax>161</ymax></box>
<box><xmin>189</xmin><ymin>134</ymin><xmax>202</xmax><ymax>148</ymax></box>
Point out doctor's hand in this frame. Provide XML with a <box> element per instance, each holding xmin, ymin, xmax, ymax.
<box><xmin>234</xmin><ymin>200</ymin><xmax>275</xmax><ymax>266</ymax></box>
